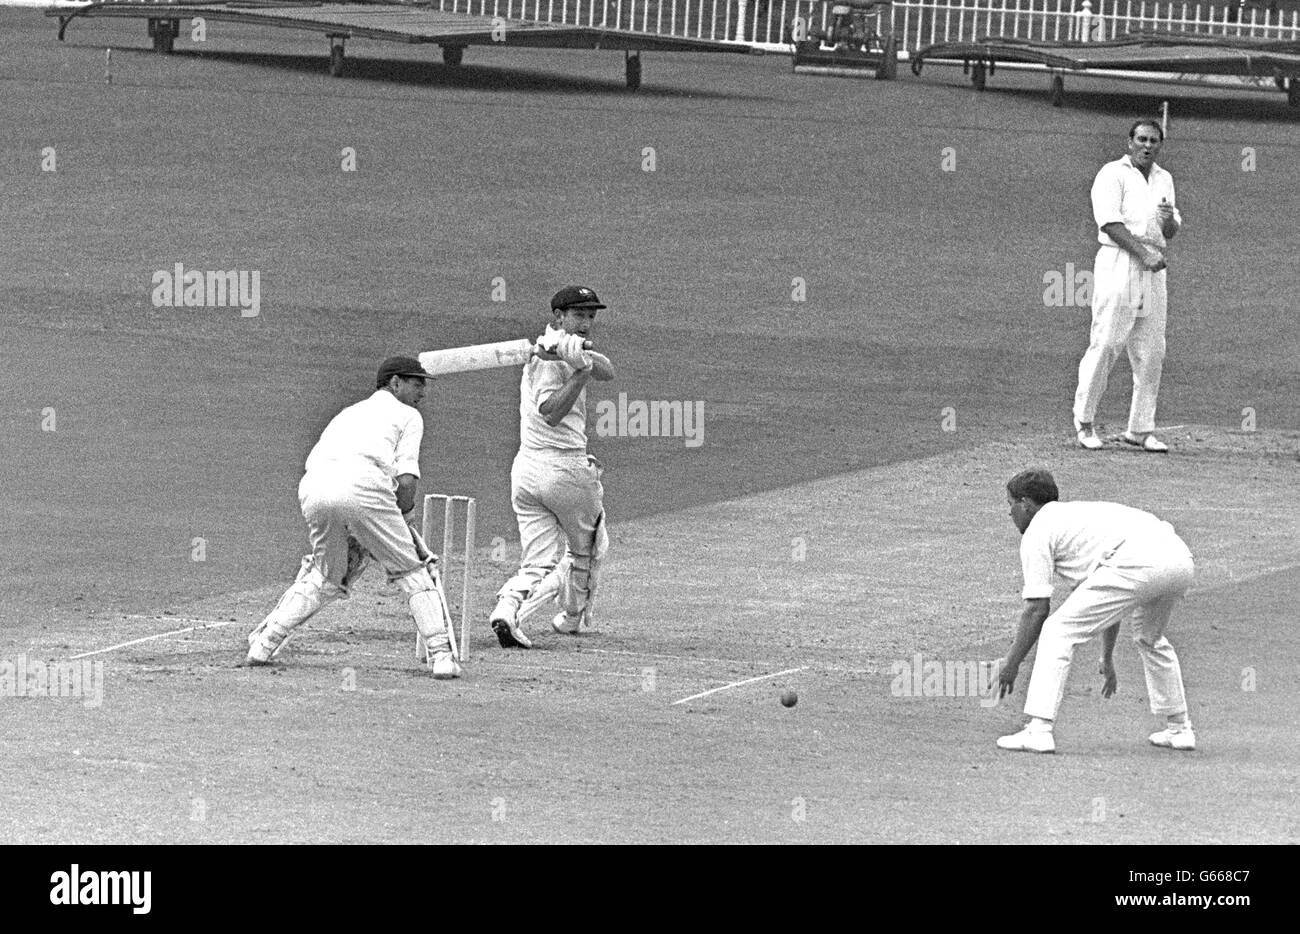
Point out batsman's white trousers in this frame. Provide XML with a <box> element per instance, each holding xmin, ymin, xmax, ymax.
<box><xmin>498</xmin><ymin>449</ymin><xmax>604</xmax><ymax>603</ymax></box>
<box><xmin>1024</xmin><ymin>538</ymin><xmax>1194</xmax><ymax>722</ymax></box>
<box><xmin>1073</xmin><ymin>243</ymin><xmax>1168</xmax><ymax>435</ymax></box>
<box><xmin>298</xmin><ymin>472</ymin><xmax>422</xmax><ymax>587</ymax></box>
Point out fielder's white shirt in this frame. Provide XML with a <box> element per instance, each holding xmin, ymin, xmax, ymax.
<box><xmin>1092</xmin><ymin>155</ymin><xmax>1181</xmax><ymax>248</ymax></box>
<box><xmin>1019</xmin><ymin>501</ymin><xmax>1183</xmax><ymax>599</ymax></box>
<box><xmin>519</xmin><ymin>325</ymin><xmax>587</xmax><ymax>454</ymax></box>
<box><xmin>305</xmin><ymin>389</ymin><xmax>423</xmax><ymax>489</ymax></box>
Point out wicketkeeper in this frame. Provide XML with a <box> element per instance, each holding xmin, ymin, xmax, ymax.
<box><xmin>246</xmin><ymin>356</ymin><xmax>461</xmax><ymax>678</ymax></box>
<box><xmin>490</xmin><ymin>286</ymin><xmax>616</xmax><ymax>648</ymax></box>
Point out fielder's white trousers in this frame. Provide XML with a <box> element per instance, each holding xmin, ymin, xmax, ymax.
<box><xmin>1024</xmin><ymin>539</ymin><xmax>1194</xmax><ymax>722</ymax></box>
<box><xmin>497</xmin><ymin>449</ymin><xmax>604</xmax><ymax>602</ymax></box>
<box><xmin>1073</xmin><ymin>244</ymin><xmax>1168</xmax><ymax>435</ymax></box>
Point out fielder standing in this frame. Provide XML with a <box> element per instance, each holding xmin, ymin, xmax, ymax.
<box><xmin>993</xmin><ymin>469</ymin><xmax>1197</xmax><ymax>754</ymax></box>
<box><xmin>1073</xmin><ymin>119</ymin><xmax>1181</xmax><ymax>453</ymax></box>
<box><xmin>490</xmin><ymin>286</ymin><xmax>616</xmax><ymax>648</ymax></box>
<box><xmin>246</xmin><ymin>356</ymin><xmax>461</xmax><ymax>678</ymax></box>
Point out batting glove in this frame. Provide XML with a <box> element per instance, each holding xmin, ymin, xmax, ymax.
<box><xmin>536</xmin><ymin>328</ymin><xmax>564</xmax><ymax>354</ymax></box>
<box><xmin>558</xmin><ymin>334</ymin><xmax>593</xmax><ymax>371</ymax></box>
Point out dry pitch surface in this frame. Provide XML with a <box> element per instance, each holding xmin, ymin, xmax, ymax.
<box><xmin>2</xmin><ymin>9</ymin><xmax>1299</xmax><ymax>843</ymax></box>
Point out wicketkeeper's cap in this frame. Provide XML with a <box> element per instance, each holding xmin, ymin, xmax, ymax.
<box><xmin>376</xmin><ymin>355</ymin><xmax>431</xmax><ymax>388</ymax></box>
<box><xmin>550</xmin><ymin>285</ymin><xmax>606</xmax><ymax>312</ymax></box>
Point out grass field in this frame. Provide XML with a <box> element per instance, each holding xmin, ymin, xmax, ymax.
<box><xmin>2</xmin><ymin>7</ymin><xmax>1298</xmax><ymax>844</ymax></box>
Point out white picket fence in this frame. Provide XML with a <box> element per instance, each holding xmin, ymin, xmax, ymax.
<box><xmin>432</xmin><ymin>0</ymin><xmax>1300</xmax><ymax>52</ymax></box>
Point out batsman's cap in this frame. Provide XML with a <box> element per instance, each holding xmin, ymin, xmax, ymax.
<box><xmin>376</xmin><ymin>355</ymin><xmax>431</xmax><ymax>388</ymax></box>
<box><xmin>550</xmin><ymin>285</ymin><xmax>606</xmax><ymax>312</ymax></box>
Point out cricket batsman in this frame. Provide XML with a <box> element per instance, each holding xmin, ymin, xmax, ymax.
<box><xmin>245</xmin><ymin>356</ymin><xmax>461</xmax><ymax>678</ymax></box>
<box><xmin>489</xmin><ymin>286</ymin><xmax>616</xmax><ymax>648</ymax></box>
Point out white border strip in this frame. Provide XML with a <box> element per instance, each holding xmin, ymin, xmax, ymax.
<box><xmin>672</xmin><ymin>665</ymin><xmax>807</xmax><ymax>706</ymax></box>
<box><xmin>71</xmin><ymin>619</ymin><xmax>236</xmax><ymax>659</ymax></box>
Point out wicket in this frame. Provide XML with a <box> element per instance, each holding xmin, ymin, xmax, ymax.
<box><xmin>421</xmin><ymin>494</ymin><xmax>477</xmax><ymax>659</ymax></box>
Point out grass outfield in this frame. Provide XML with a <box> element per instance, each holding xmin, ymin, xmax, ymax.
<box><xmin>1</xmin><ymin>8</ymin><xmax>1298</xmax><ymax>843</ymax></box>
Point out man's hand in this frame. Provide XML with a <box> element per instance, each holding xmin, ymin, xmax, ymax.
<box><xmin>993</xmin><ymin>657</ymin><xmax>1019</xmax><ymax>699</ymax></box>
<box><xmin>536</xmin><ymin>329</ymin><xmax>563</xmax><ymax>354</ymax></box>
<box><xmin>1156</xmin><ymin>197</ymin><xmax>1178</xmax><ymax>240</ymax></box>
<box><xmin>1098</xmin><ymin>658</ymin><xmax>1118</xmax><ymax>699</ymax></box>
<box><xmin>557</xmin><ymin>333</ymin><xmax>593</xmax><ymax>371</ymax></box>
<box><xmin>1139</xmin><ymin>243</ymin><xmax>1167</xmax><ymax>273</ymax></box>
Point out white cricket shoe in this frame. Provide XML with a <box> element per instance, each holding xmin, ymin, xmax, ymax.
<box><xmin>1075</xmin><ymin>422</ymin><xmax>1103</xmax><ymax>450</ymax></box>
<box><xmin>490</xmin><ymin>595</ymin><xmax>531</xmax><ymax>649</ymax></box>
<box><xmin>246</xmin><ymin>621</ymin><xmax>292</xmax><ymax>665</ymax></box>
<box><xmin>996</xmin><ymin>726</ymin><xmax>1056</xmax><ymax>754</ymax></box>
<box><xmin>1122</xmin><ymin>432</ymin><xmax>1169</xmax><ymax>453</ymax></box>
<box><xmin>428</xmin><ymin>650</ymin><xmax>463</xmax><ymax>680</ymax></box>
<box><xmin>551</xmin><ymin>611</ymin><xmax>582</xmax><ymax>635</ymax></box>
<box><xmin>1149</xmin><ymin>724</ymin><xmax>1196</xmax><ymax>750</ymax></box>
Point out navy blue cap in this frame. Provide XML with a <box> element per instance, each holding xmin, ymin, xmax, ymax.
<box><xmin>376</xmin><ymin>355</ymin><xmax>430</xmax><ymax>388</ymax></box>
<box><xmin>550</xmin><ymin>285</ymin><xmax>606</xmax><ymax>311</ymax></box>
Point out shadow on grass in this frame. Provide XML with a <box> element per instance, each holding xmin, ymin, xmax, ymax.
<box><xmin>971</xmin><ymin>82</ymin><xmax>1299</xmax><ymax>125</ymax></box>
<box><xmin>82</xmin><ymin>42</ymin><xmax>760</xmax><ymax>99</ymax></box>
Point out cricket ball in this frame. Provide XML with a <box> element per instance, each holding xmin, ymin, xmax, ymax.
<box><xmin>780</xmin><ymin>689</ymin><xmax>798</xmax><ymax>708</ymax></box>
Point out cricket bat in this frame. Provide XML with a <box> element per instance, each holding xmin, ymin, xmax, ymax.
<box><xmin>419</xmin><ymin>338</ymin><xmax>593</xmax><ymax>376</ymax></box>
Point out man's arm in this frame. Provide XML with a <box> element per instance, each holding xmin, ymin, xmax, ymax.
<box><xmin>1006</xmin><ymin>598</ymin><xmax>1051</xmax><ymax>669</ymax></box>
<box><xmin>1100</xmin><ymin>221</ymin><xmax>1166</xmax><ymax>271</ymax></box>
<box><xmin>1098</xmin><ymin>622</ymin><xmax>1120</xmax><ymax>698</ymax></box>
<box><xmin>538</xmin><ymin>368</ymin><xmax>593</xmax><ymax>427</ymax></box>
<box><xmin>994</xmin><ymin>598</ymin><xmax>1051</xmax><ymax>698</ymax></box>
<box><xmin>1157</xmin><ymin>198</ymin><xmax>1180</xmax><ymax>241</ymax></box>
<box><xmin>396</xmin><ymin>473</ymin><xmax>418</xmax><ymax>515</ymax></box>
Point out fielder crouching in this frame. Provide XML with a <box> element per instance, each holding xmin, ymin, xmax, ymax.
<box><xmin>993</xmin><ymin>469</ymin><xmax>1196</xmax><ymax>753</ymax></box>
<box><xmin>490</xmin><ymin>286</ymin><xmax>616</xmax><ymax>648</ymax></box>
<box><xmin>246</xmin><ymin>356</ymin><xmax>461</xmax><ymax>678</ymax></box>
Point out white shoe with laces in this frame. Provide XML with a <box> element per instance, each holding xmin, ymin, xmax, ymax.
<box><xmin>1122</xmin><ymin>432</ymin><xmax>1169</xmax><ymax>453</ymax></box>
<box><xmin>551</xmin><ymin>611</ymin><xmax>582</xmax><ymax>635</ymax></box>
<box><xmin>428</xmin><ymin>651</ymin><xmax>462</xmax><ymax>680</ymax></box>
<box><xmin>1149</xmin><ymin>723</ymin><xmax>1196</xmax><ymax>750</ymax></box>
<box><xmin>1075</xmin><ymin>421</ymin><xmax>1103</xmax><ymax>450</ymax></box>
<box><xmin>996</xmin><ymin>725</ymin><xmax>1056</xmax><ymax>754</ymax></box>
<box><xmin>490</xmin><ymin>595</ymin><xmax>532</xmax><ymax>649</ymax></box>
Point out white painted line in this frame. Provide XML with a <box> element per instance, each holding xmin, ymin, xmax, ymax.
<box><xmin>71</xmin><ymin>620</ymin><xmax>237</xmax><ymax>659</ymax></box>
<box><xmin>672</xmin><ymin>666</ymin><xmax>808</xmax><ymax>706</ymax></box>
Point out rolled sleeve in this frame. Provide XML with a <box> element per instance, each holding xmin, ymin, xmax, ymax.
<box><xmin>1019</xmin><ymin>531</ymin><xmax>1056</xmax><ymax>600</ymax></box>
<box><xmin>393</xmin><ymin>414</ymin><xmax>423</xmax><ymax>478</ymax></box>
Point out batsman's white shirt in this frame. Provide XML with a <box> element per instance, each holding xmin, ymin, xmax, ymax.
<box><xmin>305</xmin><ymin>389</ymin><xmax>423</xmax><ymax>490</ymax></box>
<box><xmin>1019</xmin><ymin>501</ymin><xmax>1183</xmax><ymax>599</ymax></box>
<box><xmin>519</xmin><ymin>325</ymin><xmax>587</xmax><ymax>453</ymax></box>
